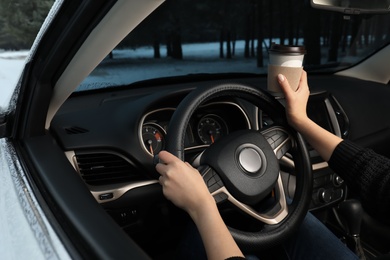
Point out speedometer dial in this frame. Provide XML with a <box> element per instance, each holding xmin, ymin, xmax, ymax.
<box><xmin>197</xmin><ymin>115</ymin><xmax>227</xmax><ymax>144</ymax></box>
<box><xmin>142</xmin><ymin>123</ymin><xmax>166</xmax><ymax>155</ymax></box>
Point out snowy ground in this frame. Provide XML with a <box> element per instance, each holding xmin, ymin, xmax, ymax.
<box><xmin>1</xmin><ymin>42</ymin><xmax>266</xmax><ymax>108</ymax></box>
<box><xmin>3</xmin><ymin>39</ymin><xmax>346</xmax><ymax>111</ymax></box>
<box><xmin>0</xmin><ymin>50</ymin><xmax>29</xmax><ymax>110</ymax></box>
<box><xmin>78</xmin><ymin>41</ymin><xmax>269</xmax><ymax>91</ymax></box>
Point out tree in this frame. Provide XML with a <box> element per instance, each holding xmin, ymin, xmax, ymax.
<box><xmin>303</xmin><ymin>1</ymin><xmax>321</xmax><ymax>66</ymax></box>
<box><xmin>0</xmin><ymin>0</ymin><xmax>54</xmax><ymax>49</ymax></box>
<box><xmin>256</xmin><ymin>0</ymin><xmax>265</xmax><ymax>67</ymax></box>
<box><xmin>328</xmin><ymin>13</ymin><xmax>344</xmax><ymax>62</ymax></box>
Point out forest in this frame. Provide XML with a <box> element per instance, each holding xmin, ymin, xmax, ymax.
<box><xmin>1</xmin><ymin>0</ymin><xmax>389</xmax><ymax>68</ymax></box>
<box><xmin>0</xmin><ymin>0</ymin><xmax>53</xmax><ymax>50</ymax></box>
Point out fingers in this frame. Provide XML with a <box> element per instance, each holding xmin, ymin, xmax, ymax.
<box><xmin>299</xmin><ymin>70</ymin><xmax>307</xmax><ymax>85</ymax></box>
<box><xmin>155</xmin><ymin>151</ymin><xmax>176</xmax><ymax>173</ymax></box>
<box><xmin>278</xmin><ymin>70</ymin><xmax>308</xmax><ymax>97</ymax></box>
<box><xmin>296</xmin><ymin>70</ymin><xmax>308</xmax><ymax>92</ymax></box>
<box><xmin>158</xmin><ymin>175</ymin><xmax>165</xmax><ymax>185</ymax></box>
<box><xmin>278</xmin><ymin>73</ymin><xmax>292</xmax><ymax>96</ymax></box>
<box><xmin>157</xmin><ymin>150</ymin><xmax>177</xmax><ymax>164</ymax></box>
<box><xmin>156</xmin><ymin>165</ymin><xmax>169</xmax><ymax>188</ymax></box>
<box><xmin>155</xmin><ymin>151</ymin><xmax>190</xmax><ymax>186</ymax></box>
<box><xmin>278</xmin><ymin>73</ymin><xmax>297</xmax><ymax>102</ymax></box>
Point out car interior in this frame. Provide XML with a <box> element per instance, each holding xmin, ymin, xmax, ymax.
<box><xmin>8</xmin><ymin>0</ymin><xmax>390</xmax><ymax>259</ymax></box>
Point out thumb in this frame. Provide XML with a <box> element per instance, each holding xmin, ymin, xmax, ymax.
<box><xmin>278</xmin><ymin>74</ymin><xmax>293</xmax><ymax>97</ymax></box>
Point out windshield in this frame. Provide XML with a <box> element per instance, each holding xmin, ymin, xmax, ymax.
<box><xmin>77</xmin><ymin>0</ymin><xmax>390</xmax><ymax>92</ymax></box>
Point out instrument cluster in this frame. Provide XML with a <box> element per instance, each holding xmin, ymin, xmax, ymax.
<box><xmin>140</xmin><ymin>102</ymin><xmax>251</xmax><ymax>156</ymax></box>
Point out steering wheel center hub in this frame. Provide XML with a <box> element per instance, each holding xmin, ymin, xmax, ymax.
<box><xmin>238</xmin><ymin>145</ymin><xmax>265</xmax><ymax>174</ymax></box>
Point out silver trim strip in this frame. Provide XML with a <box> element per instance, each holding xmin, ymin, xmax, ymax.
<box><xmin>210</xmin><ymin>174</ymin><xmax>288</xmax><ymax>224</ymax></box>
<box><xmin>280</xmin><ymin>156</ymin><xmax>329</xmax><ymax>171</ymax></box>
<box><xmin>65</xmin><ymin>150</ymin><xmax>76</xmax><ymax>171</ymax></box>
<box><xmin>254</xmin><ymin>107</ymin><xmax>260</xmax><ymax>130</ymax></box>
<box><xmin>325</xmin><ymin>98</ymin><xmax>342</xmax><ymax>137</ymax></box>
<box><xmin>89</xmin><ymin>180</ymin><xmax>159</xmax><ymax>203</ymax></box>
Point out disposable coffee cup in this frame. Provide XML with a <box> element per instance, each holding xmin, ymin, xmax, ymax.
<box><xmin>267</xmin><ymin>44</ymin><xmax>306</xmax><ymax>95</ymax></box>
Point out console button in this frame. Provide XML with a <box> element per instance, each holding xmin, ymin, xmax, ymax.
<box><xmin>333</xmin><ymin>175</ymin><xmax>344</xmax><ymax>187</ymax></box>
<box><xmin>318</xmin><ymin>188</ymin><xmax>332</xmax><ymax>203</ymax></box>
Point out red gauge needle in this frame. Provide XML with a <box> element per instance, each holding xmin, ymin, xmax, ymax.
<box><xmin>148</xmin><ymin>139</ymin><xmax>154</xmax><ymax>155</ymax></box>
<box><xmin>210</xmin><ymin>134</ymin><xmax>214</xmax><ymax>143</ymax></box>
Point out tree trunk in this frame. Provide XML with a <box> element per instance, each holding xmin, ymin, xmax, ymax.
<box><xmin>287</xmin><ymin>0</ymin><xmax>294</xmax><ymax>45</ymax></box>
<box><xmin>220</xmin><ymin>29</ymin><xmax>224</xmax><ymax>58</ymax></box>
<box><xmin>166</xmin><ymin>35</ymin><xmax>172</xmax><ymax>57</ymax></box>
<box><xmin>171</xmin><ymin>32</ymin><xmax>183</xmax><ymax>60</ymax></box>
<box><xmin>268</xmin><ymin>0</ymin><xmax>274</xmax><ymax>47</ymax></box>
<box><xmin>256</xmin><ymin>0</ymin><xmax>264</xmax><ymax>67</ymax></box>
<box><xmin>226</xmin><ymin>30</ymin><xmax>232</xmax><ymax>59</ymax></box>
<box><xmin>303</xmin><ymin>1</ymin><xmax>322</xmax><ymax>65</ymax></box>
<box><xmin>244</xmin><ymin>16</ymin><xmax>250</xmax><ymax>58</ymax></box>
<box><xmin>328</xmin><ymin>14</ymin><xmax>343</xmax><ymax>62</ymax></box>
<box><xmin>153</xmin><ymin>39</ymin><xmax>160</xmax><ymax>58</ymax></box>
<box><xmin>232</xmin><ymin>31</ymin><xmax>236</xmax><ymax>56</ymax></box>
<box><xmin>279</xmin><ymin>0</ymin><xmax>286</xmax><ymax>45</ymax></box>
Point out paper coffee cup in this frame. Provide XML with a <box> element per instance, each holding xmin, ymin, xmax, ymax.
<box><xmin>267</xmin><ymin>44</ymin><xmax>306</xmax><ymax>95</ymax></box>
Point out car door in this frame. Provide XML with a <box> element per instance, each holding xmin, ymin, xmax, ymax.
<box><xmin>0</xmin><ymin>0</ymin><xmax>160</xmax><ymax>259</ymax></box>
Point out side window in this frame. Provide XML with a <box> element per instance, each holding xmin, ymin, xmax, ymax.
<box><xmin>0</xmin><ymin>0</ymin><xmax>54</xmax><ymax>111</ymax></box>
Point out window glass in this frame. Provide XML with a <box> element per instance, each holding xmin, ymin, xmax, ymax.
<box><xmin>77</xmin><ymin>0</ymin><xmax>390</xmax><ymax>91</ymax></box>
<box><xmin>0</xmin><ymin>0</ymin><xmax>54</xmax><ymax>110</ymax></box>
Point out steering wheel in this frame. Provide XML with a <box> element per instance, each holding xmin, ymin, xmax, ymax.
<box><xmin>165</xmin><ymin>83</ymin><xmax>312</xmax><ymax>253</ymax></box>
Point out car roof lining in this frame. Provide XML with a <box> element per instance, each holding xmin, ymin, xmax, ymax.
<box><xmin>45</xmin><ymin>0</ymin><xmax>165</xmax><ymax>129</ymax></box>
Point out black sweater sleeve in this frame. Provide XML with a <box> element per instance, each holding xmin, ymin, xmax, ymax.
<box><xmin>328</xmin><ymin>140</ymin><xmax>390</xmax><ymax>224</ymax></box>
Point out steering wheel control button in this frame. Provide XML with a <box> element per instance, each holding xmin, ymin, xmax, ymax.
<box><xmin>203</xmin><ymin>167</ymin><xmax>224</xmax><ymax>193</ymax></box>
<box><xmin>213</xmin><ymin>193</ymin><xmax>228</xmax><ymax>203</ymax></box>
<box><xmin>239</xmin><ymin>148</ymin><xmax>262</xmax><ymax>173</ymax></box>
<box><xmin>263</xmin><ymin>129</ymin><xmax>291</xmax><ymax>159</ymax></box>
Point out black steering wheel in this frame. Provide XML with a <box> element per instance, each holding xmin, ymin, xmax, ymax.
<box><xmin>165</xmin><ymin>83</ymin><xmax>312</xmax><ymax>253</ymax></box>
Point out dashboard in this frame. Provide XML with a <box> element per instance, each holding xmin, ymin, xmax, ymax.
<box><xmin>39</xmin><ymin>74</ymin><xmax>390</xmax><ymax>257</ymax></box>
<box><xmin>50</xmin><ymin>76</ymin><xmax>356</xmax><ymax>214</ymax></box>
<box><xmin>50</xmin><ymin>84</ymin><xmax>256</xmax><ymax>201</ymax></box>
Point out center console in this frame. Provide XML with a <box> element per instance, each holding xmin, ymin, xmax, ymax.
<box><xmin>306</xmin><ymin>91</ymin><xmax>349</xmax><ymax>210</ymax></box>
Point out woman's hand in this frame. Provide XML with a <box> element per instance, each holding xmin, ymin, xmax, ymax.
<box><xmin>278</xmin><ymin>70</ymin><xmax>310</xmax><ymax>131</ymax></box>
<box><xmin>278</xmin><ymin>70</ymin><xmax>342</xmax><ymax>161</ymax></box>
<box><xmin>155</xmin><ymin>151</ymin><xmax>215</xmax><ymax>218</ymax></box>
<box><xmin>155</xmin><ymin>150</ymin><xmax>244</xmax><ymax>260</ymax></box>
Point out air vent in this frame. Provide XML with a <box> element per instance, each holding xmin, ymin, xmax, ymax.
<box><xmin>75</xmin><ymin>153</ymin><xmax>142</xmax><ymax>185</ymax></box>
<box><xmin>65</xmin><ymin>126</ymin><xmax>89</xmax><ymax>135</ymax></box>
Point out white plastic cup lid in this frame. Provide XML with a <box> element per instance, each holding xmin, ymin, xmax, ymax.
<box><xmin>268</xmin><ymin>44</ymin><xmax>306</xmax><ymax>67</ymax></box>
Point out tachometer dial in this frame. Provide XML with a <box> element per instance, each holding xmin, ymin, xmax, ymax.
<box><xmin>197</xmin><ymin>115</ymin><xmax>227</xmax><ymax>145</ymax></box>
<box><xmin>142</xmin><ymin>123</ymin><xmax>166</xmax><ymax>155</ymax></box>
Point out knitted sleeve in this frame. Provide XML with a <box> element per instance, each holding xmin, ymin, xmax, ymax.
<box><xmin>328</xmin><ymin>140</ymin><xmax>390</xmax><ymax>224</ymax></box>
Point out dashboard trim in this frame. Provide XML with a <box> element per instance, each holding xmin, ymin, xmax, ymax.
<box><xmin>89</xmin><ymin>180</ymin><xmax>159</xmax><ymax>203</ymax></box>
